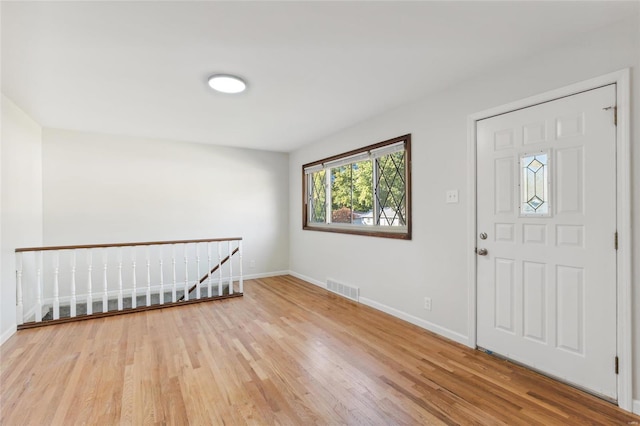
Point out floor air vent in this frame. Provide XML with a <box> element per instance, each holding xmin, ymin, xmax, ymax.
<box><xmin>326</xmin><ymin>279</ymin><xmax>359</xmax><ymax>302</ymax></box>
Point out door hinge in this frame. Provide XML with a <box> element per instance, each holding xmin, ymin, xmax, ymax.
<box><xmin>615</xmin><ymin>356</ymin><xmax>619</xmax><ymax>375</ymax></box>
<box><xmin>603</xmin><ymin>105</ymin><xmax>617</xmax><ymax>125</ymax></box>
<box><xmin>614</xmin><ymin>231</ymin><xmax>618</xmax><ymax>250</ymax></box>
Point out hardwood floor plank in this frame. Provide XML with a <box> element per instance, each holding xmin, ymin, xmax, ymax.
<box><xmin>2</xmin><ymin>275</ymin><xmax>639</xmax><ymax>425</ymax></box>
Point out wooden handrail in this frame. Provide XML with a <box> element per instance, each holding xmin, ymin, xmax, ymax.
<box><xmin>15</xmin><ymin>237</ymin><xmax>243</xmax><ymax>253</ymax></box>
<box><xmin>178</xmin><ymin>247</ymin><xmax>240</xmax><ymax>301</ymax></box>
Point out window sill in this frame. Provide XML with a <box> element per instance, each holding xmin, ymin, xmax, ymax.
<box><xmin>303</xmin><ymin>223</ymin><xmax>411</xmax><ymax>240</ymax></box>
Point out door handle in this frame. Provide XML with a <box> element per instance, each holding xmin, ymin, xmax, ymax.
<box><xmin>477</xmin><ymin>248</ymin><xmax>488</xmax><ymax>256</ymax></box>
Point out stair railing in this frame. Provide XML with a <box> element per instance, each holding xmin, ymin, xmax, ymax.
<box><xmin>178</xmin><ymin>247</ymin><xmax>239</xmax><ymax>301</ymax></box>
<box><xmin>15</xmin><ymin>237</ymin><xmax>243</xmax><ymax>328</ymax></box>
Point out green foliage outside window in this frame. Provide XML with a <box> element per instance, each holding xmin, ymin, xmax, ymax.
<box><xmin>331</xmin><ymin>161</ymin><xmax>373</xmax><ymax>218</ymax></box>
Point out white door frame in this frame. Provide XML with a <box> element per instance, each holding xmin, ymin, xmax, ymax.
<box><xmin>466</xmin><ymin>69</ymin><xmax>632</xmax><ymax>411</ymax></box>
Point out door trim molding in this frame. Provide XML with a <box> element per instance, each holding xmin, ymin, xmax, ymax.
<box><xmin>466</xmin><ymin>69</ymin><xmax>632</xmax><ymax>411</ymax></box>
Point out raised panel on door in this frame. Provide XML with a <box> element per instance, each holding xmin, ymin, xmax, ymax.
<box><xmin>556</xmin><ymin>146</ymin><xmax>584</xmax><ymax>215</ymax></box>
<box><xmin>523</xmin><ymin>261</ymin><xmax>546</xmax><ymax>343</ymax></box>
<box><xmin>556</xmin><ymin>265</ymin><xmax>585</xmax><ymax>355</ymax></box>
<box><xmin>494</xmin><ymin>157</ymin><xmax>515</xmax><ymax>215</ymax></box>
<box><xmin>494</xmin><ymin>258</ymin><xmax>515</xmax><ymax>333</ymax></box>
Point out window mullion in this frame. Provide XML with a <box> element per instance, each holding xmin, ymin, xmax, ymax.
<box><xmin>373</xmin><ymin>158</ymin><xmax>379</xmax><ymax>226</ymax></box>
<box><xmin>325</xmin><ymin>168</ymin><xmax>332</xmax><ymax>224</ymax></box>
<box><xmin>350</xmin><ymin>165</ymin><xmax>354</xmax><ymax>224</ymax></box>
<box><xmin>307</xmin><ymin>175</ymin><xmax>313</xmax><ymax>221</ymax></box>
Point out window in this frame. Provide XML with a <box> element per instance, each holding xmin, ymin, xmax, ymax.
<box><xmin>303</xmin><ymin>134</ymin><xmax>411</xmax><ymax>239</ymax></box>
<box><xmin>520</xmin><ymin>151</ymin><xmax>550</xmax><ymax>216</ymax></box>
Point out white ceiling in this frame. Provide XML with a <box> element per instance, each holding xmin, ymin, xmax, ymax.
<box><xmin>2</xmin><ymin>1</ymin><xmax>636</xmax><ymax>152</ymax></box>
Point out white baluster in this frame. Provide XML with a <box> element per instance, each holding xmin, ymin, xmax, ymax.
<box><xmin>53</xmin><ymin>251</ymin><xmax>60</xmax><ymax>320</ymax></box>
<box><xmin>183</xmin><ymin>244</ymin><xmax>189</xmax><ymax>301</ymax></box>
<box><xmin>146</xmin><ymin>246</ymin><xmax>151</xmax><ymax>306</ymax></box>
<box><xmin>228</xmin><ymin>241</ymin><xmax>233</xmax><ymax>295</ymax></box>
<box><xmin>131</xmin><ymin>247</ymin><xmax>137</xmax><ymax>309</ymax></box>
<box><xmin>159</xmin><ymin>246</ymin><xmax>164</xmax><ymax>305</ymax></box>
<box><xmin>217</xmin><ymin>242</ymin><xmax>223</xmax><ymax>297</ymax></box>
<box><xmin>102</xmin><ymin>248</ymin><xmax>109</xmax><ymax>313</ymax></box>
<box><xmin>239</xmin><ymin>240</ymin><xmax>243</xmax><ymax>294</ymax></box>
<box><xmin>195</xmin><ymin>244</ymin><xmax>201</xmax><ymax>300</ymax></box>
<box><xmin>86</xmin><ymin>250</ymin><xmax>93</xmax><ymax>315</ymax></box>
<box><xmin>171</xmin><ymin>244</ymin><xmax>177</xmax><ymax>302</ymax></box>
<box><xmin>117</xmin><ymin>248</ymin><xmax>123</xmax><ymax>311</ymax></box>
<box><xmin>207</xmin><ymin>243</ymin><xmax>212</xmax><ymax>298</ymax></box>
<box><xmin>16</xmin><ymin>252</ymin><xmax>24</xmax><ymax>325</ymax></box>
<box><xmin>35</xmin><ymin>251</ymin><xmax>43</xmax><ymax>322</ymax></box>
<box><xmin>70</xmin><ymin>250</ymin><xmax>77</xmax><ymax>317</ymax></box>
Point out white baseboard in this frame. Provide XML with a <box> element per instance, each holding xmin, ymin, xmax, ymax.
<box><xmin>633</xmin><ymin>399</ymin><xmax>640</xmax><ymax>415</ymax></box>
<box><xmin>359</xmin><ymin>297</ymin><xmax>471</xmax><ymax>347</ymax></box>
<box><xmin>0</xmin><ymin>324</ymin><xmax>17</xmax><ymax>346</ymax></box>
<box><xmin>287</xmin><ymin>271</ymin><xmax>326</xmax><ymax>288</ymax></box>
<box><xmin>21</xmin><ymin>304</ymin><xmax>49</xmax><ymax>324</ymax></box>
<box><xmin>243</xmin><ymin>270</ymin><xmax>289</xmax><ymax>280</ymax></box>
<box><xmin>288</xmin><ymin>271</ymin><xmax>470</xmax><ymax>347</ymax></box>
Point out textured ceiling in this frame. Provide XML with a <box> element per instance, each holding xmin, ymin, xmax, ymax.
<box><xmin>2</xmin><ymin>1</ymin><xmax>636</xmax><ymax>152</ymax></box>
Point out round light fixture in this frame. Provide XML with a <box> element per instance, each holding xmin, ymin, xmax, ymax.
<box><xmin>207</xmin><ymin>74</ymin><xmax>247</xmax><ymax>94</ymax></box>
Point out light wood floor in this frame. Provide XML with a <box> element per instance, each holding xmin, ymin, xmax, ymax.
<box><xmin>1</xmin><ymin>275</ymin><xmax>638</xmax><ymax>425</ymax></box>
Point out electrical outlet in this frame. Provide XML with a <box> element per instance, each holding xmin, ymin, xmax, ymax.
<box><xmin>249</xmin><ymin>260</ymin><xmax>256</xmax><ymax>268</ymax></box>
<box><xmin>424</xmin><ymin>297</ymin><xmax>432</xmax><ymax>311</ymax></box>
<box><xmin>446</xmin><ymin>190</ymin><xmax>459</xmax><ymax>204</ymax></box>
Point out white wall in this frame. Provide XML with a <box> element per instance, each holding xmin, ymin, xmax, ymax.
<box><xmin>1</xmin><ymin>95</ymin><xmax>43</xmax><ymax>344</ymax></box>
<box><xmin>42</xmin><ymin>129</ymin><xmax>289</xmax><ymax>277</ymax></box>
<box><xmin>289</xmin><ymin>16</ymin><xmax>640</xmax><ymax>403</ymax></box>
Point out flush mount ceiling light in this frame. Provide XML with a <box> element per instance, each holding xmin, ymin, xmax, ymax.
<box><xmin>207</xmin><ymin>74</ymin><xmax>247</xmax><ymax>94</ymax></box>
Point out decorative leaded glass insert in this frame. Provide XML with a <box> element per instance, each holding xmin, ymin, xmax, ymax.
<box><xmin>375</xmin><ymin>151</ymin><xmax>406</xmax><ymax>226</ymax></box>
<box><xmin>521</xmin><ymin>152</ymin><xmax>550</xmax><ymax>215</ymax></box>
<box><xmin>309</xmin><ymin>170</ymin><xmax>326</xmax><ymax>223</ymax></box>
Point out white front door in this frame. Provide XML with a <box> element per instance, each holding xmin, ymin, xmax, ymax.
<box><xmin>476</xmin><ymin>85</ymin><xmax>617</xmax><ymax>400</ymax></box>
